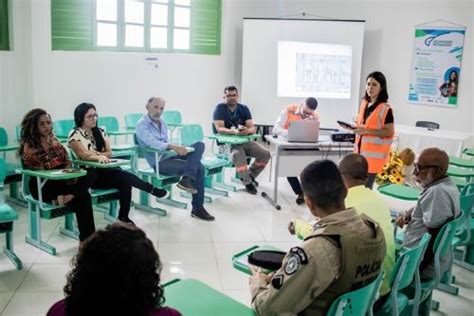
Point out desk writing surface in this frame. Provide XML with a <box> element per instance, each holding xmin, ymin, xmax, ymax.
<box><xmin>0</xmin><ymin>144</ymin><xmax>20</xmax><ymax>152</ymax></box>
<box><xmin>20</xmin><ymin>169</ymin><xmax>87</xmax><ymax>180</ymax></box>
<box><xmin>164</xmin><ymin>279</ymin><xmax>255</xmax><ymax>315</ymax></box>
<box><xmin>395</xmin><ymin>124</ymin><xmax>474</xmax><ymax>156</ymax></box>
<box><xmin>209</xmin><ymin>134</ymin><xmax>259</xmax><ymax>145</ymax></box>
<box><xmin>232</xmin><ymin>245</ymin><xmax>283</xmax><ymax>275</ymax></box>
<box><xmin>72</xmin><ymin>158</ymin><xmax>130</xmax><ymax>168</ymax></box>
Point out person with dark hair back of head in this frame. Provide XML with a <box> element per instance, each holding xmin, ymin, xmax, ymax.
<box><xmin>273</xmin><ymin>97</ymin><xmax>319</xmax><ymax>205</ymax></box>
<box><xmin>250</xmin><ymin>160</ymin><xmax>386</xmax><ymax>315</ymax></box>
<box><xmin>47</xmin><ymin>223</ymin><xmax>181</xmax><ymax>316</ymax></box>
<box><xmin>213</xmin><ymin>85</ymin><xmax>271</xmax><ymax>195</ymax></box>
<box><xmin>18</xmin><ymin>108</ymin><xmax>96</xmax><ymax>244</ymax></box>
<box><xmin>68</xmin><ymin>103</ymin><xmax>168</xmax><ymax>225</ymax></box>
<box><xmin>339</xmin><ymin>71</ymin><xmax>395</xmax><ymax>189</ymax></box>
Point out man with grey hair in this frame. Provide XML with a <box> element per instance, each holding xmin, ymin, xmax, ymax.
<box><xmin>135</xmin><ymin>97</ymin><xmax>215</xmax><ymax>221</ymax></box>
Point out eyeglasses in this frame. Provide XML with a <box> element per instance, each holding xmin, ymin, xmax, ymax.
<box><xmin>85</xmin><ymin>114</ymin><xmax>98</xmax><ymax>120</ymax></box>
<box><xmin>414</xmin><ymin>164</ymin><xmax>439</xmax><ymax>173</ymax></box>
<box><xmin>225</xmin><ymin>94</ymin><xmax>238</xmax><ymax>98</ymax></box>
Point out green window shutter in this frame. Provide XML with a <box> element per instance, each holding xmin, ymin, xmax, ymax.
<box><xmin>190</xmin><ymin>0</ymin><xmax>221</xmax><ymax>55</ymax></box>
<box><xmin>51</xmin><ymin>0</ymin><xmax>94</xmax><ymax>51</ymax></box>
<box><xmin>0</xmin><ymin>0</ymin><xmax>9</xmax><ymax>51</ymax></box>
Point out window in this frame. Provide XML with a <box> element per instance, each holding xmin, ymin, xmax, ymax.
<box><xmin>51</xmin><ymin>0</ymin><xmax>221</xmax><ymax>54</ymax></box>
<box><xmin>0</xmin><ymin>0</ymin><xmax>9</xmax><ymax>50</ymax></box>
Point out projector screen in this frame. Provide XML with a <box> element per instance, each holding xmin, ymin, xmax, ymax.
<box><xmin>242</xmin><ymin>18</ymin><xmax>365</xmax><ymax>127</ymax></box>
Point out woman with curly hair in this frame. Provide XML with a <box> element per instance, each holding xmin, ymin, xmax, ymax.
<box><xmin>68</xmin><ymin>103</ymin><xmax>168</xmax><ymax>225</ymax></box>
<box><xmin>18</xmin><ymin>108</ymin><xmax>95</xmax><ymax>242</ymax></box>
<box><xmin>47</xmin><ymin>223</ymin><xmax>181</xmax><ymax>316</ymax></box>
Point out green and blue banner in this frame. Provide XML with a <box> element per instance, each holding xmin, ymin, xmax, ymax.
<box><xmin>408</xmin><ymin>27</ymin><xmax>465</xmax><ymax>107</ymax></box>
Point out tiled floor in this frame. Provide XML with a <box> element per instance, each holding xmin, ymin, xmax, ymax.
<box><xmin>0</xmin><ymin>170</ymin><xmax>473</xmax><ymax>315</ymax></box>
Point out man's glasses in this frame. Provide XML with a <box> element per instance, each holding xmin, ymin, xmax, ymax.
<box><xmin>225</xmin><ymin>94</ymin><xmax>238</xmax><ymax>98</ymax></box>
<box><xmin>414</xmin><ymin>164</ymin><xmax>439</xmax><ymax>173</ymax></box>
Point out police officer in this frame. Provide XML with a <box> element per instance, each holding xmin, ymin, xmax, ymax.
<box><xmin>249</xmin><ymin>160</ymin><xmax>386</xmax><ymax>315</ymax></box>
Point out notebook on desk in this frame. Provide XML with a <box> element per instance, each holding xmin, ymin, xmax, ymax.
<box><xmin>287</xmin><ymin>120</ymin><xmax>320</xmax><ymax>143</ymax></box>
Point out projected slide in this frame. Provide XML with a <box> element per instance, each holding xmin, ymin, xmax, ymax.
<box><xmin>278</xmin><ymin>41</ymin><xmax>352</xmax><ymax>98</ymax></box>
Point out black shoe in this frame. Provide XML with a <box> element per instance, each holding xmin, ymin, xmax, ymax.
<box><xmin>191</xmin><ymin>208</ymin><xmax>215</xmax><ymax>221</ymax></box>
<box><xmin>245</xmin><ymin>183</ymin><xmax>258</xmax><ymax>195</ymax></box>
<box><xmin>150</xmin><ymin>187</ymin><xmax>168</xmax><ymax>198</ymax></box>
<box><xmin>118</xmin><ymin>216</ymin><xmax>136</xmax><ymax>226</ymax></box>
<box><xmin>177</xmin><ymin>176</ymin><xmax>197</xmax><ymax>194</ymax></box>
<box><xmin>296</xmin><ymin>193</ymin><xmax>305</xmax><ymax>205</ymax></box>
<box><xmin>250</xmin><ymin>175</ymin><xmax>259</xmax><ymax>187</ymax></box>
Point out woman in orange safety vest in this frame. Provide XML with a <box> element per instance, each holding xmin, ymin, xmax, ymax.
<box><xmin>340</xmin><ymin>71</ymin><xmax>394</xmax><ymax>189</ymax></box>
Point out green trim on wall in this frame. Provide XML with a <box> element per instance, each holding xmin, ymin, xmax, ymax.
<box><xmin>0</xmin><ymin>0</ymin><xmax>10</xmax><ymax>50</ymax></box>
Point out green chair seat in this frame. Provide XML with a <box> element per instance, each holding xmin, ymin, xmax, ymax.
<box><xmin>451</xmin><ymin>177</ymin><xmax>469</xmax><ymax>190</ymax></box>
<box><xmin>449</xmin><ymin>156</ymin><xmax>474</xmax><ymax>169</ymax></box>
<box><xmin>447</xmin><ymin>166</ymin><xmax>474</xmax><ymax>179</ymax></box>
<box><xmin>0</xmin><ymin>204</ymin><xmax>18</xmax><ymax>222</ymax></box>
<box><xmin>377</xmin><ymin>184</ymin><xmax>421</xmax><ymax>201</ymax></box>
<box><xmin>137</xmin><ymin>168</ymin><xmax>181</xmax><ymax>187</ymax></box>
<box><xmin>463</xmin><ymin>148</ymin><xmax>474</xmax><ymax>157</ymax></box>
<box><xmin>24</xmin><ymin>194</ymin><xmax>74</xmax><ymax>219</ymax></box>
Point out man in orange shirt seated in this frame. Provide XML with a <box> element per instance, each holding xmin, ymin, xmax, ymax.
<box><xmin>272</xmin><ymin>97</ymin><xmax>319</xmax><ymax>205</ymax></box>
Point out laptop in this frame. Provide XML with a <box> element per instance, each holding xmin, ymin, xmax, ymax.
<box><xmin>287</xmin><ymin>120</ymin><xmax>320</xmax><ymax>143</ymax></box>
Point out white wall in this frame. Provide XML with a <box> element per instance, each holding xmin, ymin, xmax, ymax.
<box><xmin>3</xmin><ymin>0</ymin><xmax>473</xmax><ymax>140</ymax></box>
<box><xmin>0</xmin><ymin>0</ymin><xmax>32</xmax><ymax>140</ymax></box>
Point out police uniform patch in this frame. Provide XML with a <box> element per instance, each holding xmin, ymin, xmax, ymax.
<box><xmin>271</xmin><ymin>274</ymin><xmax>284</xmax><ymax>290</ymax></box>
<box><xmin>290</xmin><ymin>247</ymin><xmax>308</xmax><ymax>265</ymax></box>
<box><xmin>284</xmin><ymin>255</ymin><xmax>300</xmax><ymax>275</ymax></box>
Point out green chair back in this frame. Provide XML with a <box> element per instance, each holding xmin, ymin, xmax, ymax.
<box><xmin>98</xmin><ymin>116</ymin><xmax>119</xmax><ymax>133</ymax></box>
<box><xmin>0</xmin><ymin>127</ymin><xmax>8</xmax><ymax>146</ymax></box>
<box><xmin>162</xmin><ymin>111</ymin><xmax>182</xmax><ymax>125</ymax></box>
<box><xmin>124</xmin><ymin>113</ymin><xmax>143</xmax><ymax>130</ymax></box>
<box><xmin>394</xmin><ymin>234</ymin><xmax>431</xmax><ymax>291</ymax></box>
<box><xmin>327</xmin><ymin>273</ymin><xmax>384</xmax><ymax>316</ymax></box>
<box><xmin>434</xmin><ymin>216</ymin><xmax>461</xmax><ymax>261</ymax></box>
<box><xmin>0</xmin><ymin>158</ymin><xmax>6</xmax><ymax>187</ymax></box>
<box><xmin>179</xmin><ymin>124</ymin><xmax>204</xmax><ymax>146</ymax></box>
<box><xmin>455</xmin><ymin>185</ymin><xmax>474</xmax><ymax>244</ymax></box>
<box><xmin>53</xmin><ymin>119</ymin><xmax>75</xmax><ymax>140</ymax></box>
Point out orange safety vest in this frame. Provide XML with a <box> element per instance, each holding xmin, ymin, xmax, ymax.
<box><xmin>283</xmin><ymin>104</ymin><xmax>319</xmax><ymax>129</ymax></box>
<box><xmin>354</xmin><ymin>100</ymin><xmax>394</xmax><ymax>174</ymax></box>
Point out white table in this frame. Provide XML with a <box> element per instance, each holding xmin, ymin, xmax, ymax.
<box><xmin>262</xmin><ymin>135</ymin><xmax>353</xmax><ymax>210</ymax></box>
<box><xmin>395</xmin><ymin>124</ymin><xmax>474</xmax><ymax>157</ymax></box>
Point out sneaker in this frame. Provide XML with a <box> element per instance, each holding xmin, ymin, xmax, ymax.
<box><xmin>191</xmin><ymin>208</ymin><xmax>215</xmax><ymax>221</ymax></box>
<box><xmin>150</xmin><ymin>187</ymin><xmax>168</xmax><ymax>198</ymax></box>
<box><xmin>245</xmin><ymin>183</ymin><xmax>258</xmax><ymax>195</ymax></box>
<box><xmin>296</xmin><ymin>193</ymin><xmax>305</xmax><ymax>205</ymax></box>
<box><xmin>250</xmin><ymin>175</ymin><xmax>259</xmax><ymax>187</ymax></box>
<box><xmin>118</xmin><ymin>216</ymin><xmax>136</xmax><ymax>226</ymax></box>
<box><xmin>177</xmin><ymin>176</ymin><xmax>197</xmax><ymax>194</ymax></box>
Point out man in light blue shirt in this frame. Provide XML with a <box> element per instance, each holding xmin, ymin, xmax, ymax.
<box><xmin>135</xmin><ymin>97</ymin><xmax>215</xmax><ymax>221</ymax></box>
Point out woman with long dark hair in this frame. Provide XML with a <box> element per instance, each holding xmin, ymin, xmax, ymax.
<box><xmin>68</xmin><ymin>103</ymin><xmax>167</xmax><ymax>224</ymax></box>
<box><xmin>339</xmin><ymin>71</ymin><xmax>395</xmax><ymax>189</ymax></box>
<box><xmin>18</xmin><ymin>108</ymin><xmax>95</xmax><ymax>243</ymax></box>
<box><xmin>47</xmin><ymin>223</ymin><xmax>181</xmax><ymax>316</ymax></box>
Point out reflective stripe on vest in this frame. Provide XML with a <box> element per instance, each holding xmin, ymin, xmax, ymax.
<box><xmin>354</xmin><ymin>100</ymin><xmax>394</xmax><ymax>173</ymax></box>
